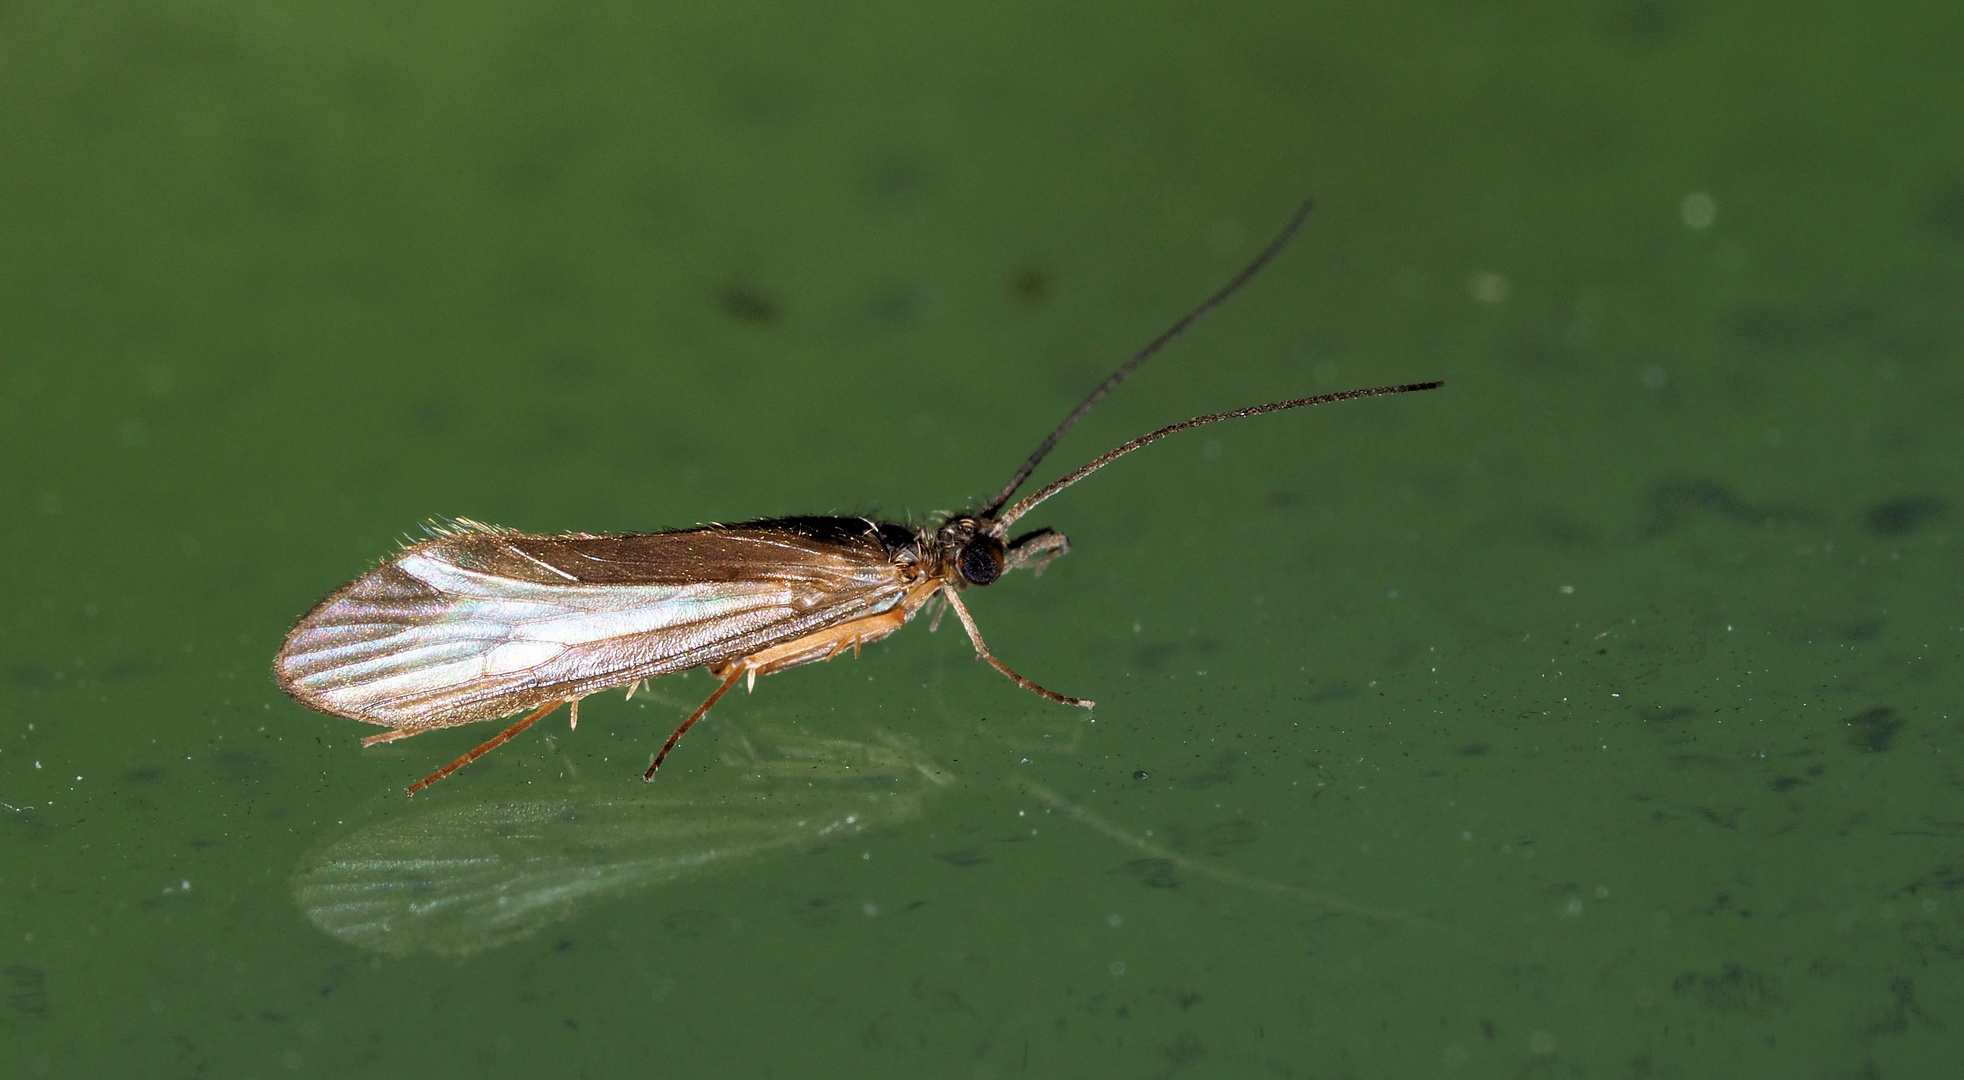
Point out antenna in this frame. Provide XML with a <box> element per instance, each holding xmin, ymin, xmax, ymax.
<box><xmin>979</xmin><ymin>199</ymin><xmax>1317</xmax><ymax>518</ymax></box>
<box><xmin>993</xmin><ymin>382</ymin><xmax>1443</xmax><ymax>532</ymax></box>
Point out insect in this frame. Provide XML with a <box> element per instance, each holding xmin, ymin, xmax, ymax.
<box><xmin>273</xmin><ymin>200</ymin><xmax>1441</xmax><ymax>795</ymax></box>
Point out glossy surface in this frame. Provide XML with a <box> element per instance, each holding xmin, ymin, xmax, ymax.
<box><xmin>3</xmin><ymin>2</ymin><xmax>1958</xmax><ymax>1077</ymax></box>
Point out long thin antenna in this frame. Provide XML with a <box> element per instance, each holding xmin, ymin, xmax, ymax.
<box><xmin>993</xmin><ymin>381</ymin><xmax>1442</xmax><ymax>532</ymax></box>
<box><xmin>978</xmin><ymin>199</ymin><xmax>1317</xmax><ymax>518</ymax></box>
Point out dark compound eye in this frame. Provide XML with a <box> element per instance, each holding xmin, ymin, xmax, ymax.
<box><xmin>957</xmin><ymin>537</ymin><xmax>1005</xmax><ymax>586</ymax></box>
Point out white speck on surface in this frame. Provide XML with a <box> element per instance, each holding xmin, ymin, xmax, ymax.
<box><xmin>1468</xmin><ymin>271</ymin><xmax>1511</xmax><ymax>303</ymax></box>
<box><xmin>1679</xmin><ymin>192</ymin><xmax>1717</xmax><ymax>229</ymax></box>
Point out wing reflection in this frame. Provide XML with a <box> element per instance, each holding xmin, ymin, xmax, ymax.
<box><xmin>293</xmin><ymin>725</ymin><xmax>952</xmax><ymax>957</ymax></box>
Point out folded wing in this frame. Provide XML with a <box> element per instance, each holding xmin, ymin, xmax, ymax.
<box><xmin>274</xmin><ymin>522</ymin><xmax>911</xmax><ymax>730</ymax></box>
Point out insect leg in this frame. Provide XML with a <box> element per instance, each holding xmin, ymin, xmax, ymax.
<box><xmin>937</xmin><ymin>587</ymin><xmax>1095</xmax><ymax>709</ymax></box>
<box><xmin>644</xmin><ymin>665</ymin><xmax>746</xmax><ymax>780</ymax></box>
<box><xmin>405</xmin><ymin>699</ymin><xmax>566</xmax><ymax>797</ymax></box>
<box><xmin>361</xmin><ymin>728</ymin><xmax>417</xmax><ymax>747</ymax></box>
<box><xmin>1004</xmin><ymin>528</ymin><xmax>1071</xmax><ymax>576</ymax></box>
<box><xmin>642</xmin><ymin>593</ymin><xmax>937</xmax><ymax>778</ymax></box>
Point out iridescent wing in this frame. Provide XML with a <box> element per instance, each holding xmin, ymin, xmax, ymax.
<box><xmin>274</xmin><ymin>519</ymin><xmax>914</xmax><ymax>731</ymax></box>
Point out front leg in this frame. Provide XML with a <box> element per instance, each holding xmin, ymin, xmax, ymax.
<box><xmin>1005</xmin><ymin>528</ymin><xmax>1070</xmax><ymax>576</ymax></box>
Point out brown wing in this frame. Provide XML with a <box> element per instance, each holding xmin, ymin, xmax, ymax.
<box><xmin>273</xmin><ymin>520</ymin><xmax>915</xmax><ymax>731</ymax></box>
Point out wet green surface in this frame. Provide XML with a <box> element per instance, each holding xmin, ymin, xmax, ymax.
<box><xmin>3</xmin><ymin>2</ymin><xmax>1960</xmax><ymax>1076</ymax></box>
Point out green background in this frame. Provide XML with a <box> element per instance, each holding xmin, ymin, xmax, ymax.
<box><xmin>3</xmin><ymin>1</ymin><xmax>1960</xmax><ymax>1076</ymax></box>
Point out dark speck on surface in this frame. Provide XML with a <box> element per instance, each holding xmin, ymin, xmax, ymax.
<box><xmin>718</xmin><ymin>283</ymin><xmax>783</xmax><ymax>326</ymax></box>
<box><xmin>1120</xmin><ymin>859</ymin><xmax>1181</xmax><ymax>889</ymax></box>
<box><xmin>1865</xmin><ymin>496</ymin><xmax>1945</xmax><ymax>536</ymax></box>
<box><xmin>1008</xmin><ymin>264</ymin><xmax>1051</xmax><ymax>305</ymax></box>
<box><xmin>1673</xmin><ymin>961</ymin><xmax>1782</xmax><ymax>1014</ymax></box>
<box><xmin>1844</xmin><ymin>707</ymin><xmax>1902</xmax><ymax>752</ymax></box>
<box><xmin>1642</xmin><ymin>477</ymin><xmax>1817</xmax><ymax>535</ymax></box>
<box><xmin>1840</xmin><ymin>616</ymin><xmax>1885</xmax><ymax>642</ymax></box>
